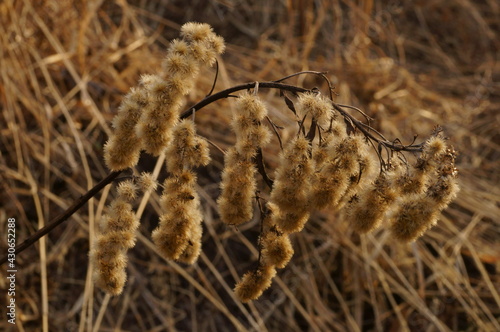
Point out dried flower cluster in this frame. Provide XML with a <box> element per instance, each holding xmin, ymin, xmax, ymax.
<box><xmin>95</xmin><ymin>22</ymin><xmax>223</xmax><ymax>294</ymax></box>
<box><xmin>103</xmin><ymin>22</ymin><xmax>224</xmax><ymax>170</ymax></box>
<box><xmin>236</xmin><ymin>94</ymin><xmax>370</xmax><ymax>302</ymax></box>
<box><xmin>94</xmin><ymin>23</ymin><xmax>459</xmax><ymax>301</ymax></box>
<box><xmin>152</xmin><ymin>120</ymin><xmax>210</xmax><ymax>264</ymax></box>
<box><xmin>218</xmin><ymin>93</ymin><xmax>271</xmax><ymax>226</ymax></box>
<box><xmin>388</xmin><ymin>141</ymin><xmax>459</xmax><ymax>241</ymax></box>
<box><xmin>90</xmin><ymin>173</ymin><xmax>157</xmax><ymax>295</ymax></box>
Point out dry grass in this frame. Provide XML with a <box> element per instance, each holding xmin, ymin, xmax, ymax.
<box><xmin>1</xmin><ymin>0</ymin><xmax>499</xmax><ymax>331</ymax></box>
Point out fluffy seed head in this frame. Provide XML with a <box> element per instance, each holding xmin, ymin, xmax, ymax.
<box><xmin>102</xmin><ymin>230</ymin><xmax>137</xmax><ymax>250</ymax></box>
<box><xmin>92</xmin><ymin>192</ymin><xmax>140</xmax><ymax>296</ymax></box>
<box><xmin>310</xmin><ymin>137</ymin><xmax>352</xmax><ymax>209</ymax></box>
<box><xmin>396</xmin><ymin>168</ymin><xmax>426</xmax><ymax>195</ymax></box>
<box><xmin>181</xmin><ymin>22</ymin><xmax>214</xmax><ymax>42</ymax></box>
<box><xmin>396</xmin><ymin>135</ymin><xmax>450</xmax><ymax>195</ymax></box>
<box><xmin>310</xmin><ymin>171</ymin><xmax>349</xmax><ymax>210</ymax></box>
<box><xmin>388</xmin><ymin>148</ymin><xmax>459</xmax><ymax>242</ymax></box>
<box><xmin>218</xmin><ymin>148</ymin><xmax>257</xmax><ymax>225</ymax></box>
<box><xmin>296</xmin><ymin>92</ymin><xmax>332</xmax><ymax>127</ymax></box>
<box><xmin>207</xmin><ymin>34</ymin><xmax>225</xmax><ymax>55</ymax></box>
<box><xmin>162</xmin><ymin>52</ymin><xmax>199</xmax><ymax>77</ymax></box>
<box><xmin>348</xmin><ymin>171</ymin><xmax>398</xmax><ymax>233</ymax></box>
<box><xmin>152</xmin><ymin>223</ymin><xmax>191</xmax><ymax>260</ymax></box>
<box><xmin>111</xmin><ymin>87</ymin><xmax>146</xmax><ymax>131</ymax></box>
<box><xmin>268</xmin><ymin>202</ymin><xmax>310</xmax><ymax>234</ymax></box>
<box><xmin>312</xmin><ymin>133</ymin><xmax>337</xmax><ymax>166</ymax></box>
<box><xmin>117</xmin><ymin>180</ymin><xmax>138</xmax><ymax>202</ymax></box>
<box><xmin>234</xmin><ymin>126</ymin><xmax>272</xmax><ymax>159</ymax></box>
<box><xmin>426</xmin><ymin>147</ymin><xmax>459</xmax><ymax>209</ymax></box>
<box><xmin>423</xmin><ymin>135</ymin><xmax>447</xmax><ymax>159</ymax></box>
<box><xmin>168</xmin><ymin>72</ymin><xmax>196</xmax><ymax>96</ymax></box>
<box><xmin>261</xmin><ymin>230</ymin><xmax>294</xmax><ymax>268</ymax></box>
<box><xmin>313</xmin><ymin>134</ymin><xmax>374</xmax><ymax>210</ymax></box>
<box><xmin>234</xmin><ymin>265</ymin><xmax>277</xmax><ymax>302</ymax></box>
<box><xmin>168</xmin><ymin>39</ymin><xmax>190</xmax><ymax>55</ymax></box>
<box><xmin>135</xmin><ymin>75</ymin><xmax>183</xmax><ymax>156</ymax></box>
<box><xmin>190</xmin><ymin>41</ymin><xmax>218</xmax><ymax>66</ymax></box>
<box><xmin>92</xmin><ymin>249</ymin><xmax>128</xmax><ymax>296</ymax></box>
<box><xmin>230</xmin><ymin>93</ymin><xmax>271</xmax><ymax>160</ymax></box>
<box><xmin>166</xmin><ymin>120</ymin><xmax>211</xmax><ymax>173</ymax></box>
<box><xmin>270</xmin><ymin>136</ymin><xmax>314</xmax><ymax>210</ymax></box>
<box><xmin>329</xmin><ymin>120</ymin><xmax>348</xmax><ymax>139</ymax></box>
<box><xmin>330</xmin><ymin>136</ymin><xmax>364</xmax><ymax>171</ymax></box>
<box><xmin>104</xmin><ymin>86</ymin><xmax>148</xmax><ymax>171</ymax></box>
<box><xmin>389</xmin><ymin>196</ymin><xmax>440</xmax><ymax>242</ymax></box>
<box><xmin>137</xmin><ymin>172</ymin><xmax>158</xmax><ymax>193</ymax></box>
<box><xmin>153</xmin><ymin>170</ymin><xmax>203</xmax><ymax>261</ymax></box>
<box><xmin>106</xmin><ymin>199</ymin><xmax>140</xmax><ymax>233</ymax></box>
<box><xmin>177</xmin><ymin>223</ymin><xmax>203</xmax><ymax>265</ymax></box>
<box><xmin>236</xmin><ymin>93</ymin><xmax>269</xmax><ymax>120</ymax></box>
<box><xmin>427</xmin><ymin>174</ymin><xmax>460</xmax><ymax>209</ymax></box>
<box><xmin>103</xmin><ymin>136</ymin><xmax>142</xmax><ymax>171</ymax></box>
<box><xmin>90</xmin><ymin>236</ymin><xmax>124</xmax><ymax>265</ymax></box>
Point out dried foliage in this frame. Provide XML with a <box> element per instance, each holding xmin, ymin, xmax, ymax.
<box><xmin>1</xmin><ymin>1</ymin><xmax>499</xmax><ymax>331</ymax></box>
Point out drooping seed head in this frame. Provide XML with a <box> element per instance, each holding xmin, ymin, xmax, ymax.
<box><xmin>261</xmin><ymin>230</ymin><xmax>294</xmax><ymax>268</ymax></box>
<box><xmin>234</xmin><ymin>265</ymin><xmax>277</xmax><ymax>302</ymax></box>
<box><xmin>296</xmin><ymin>92</ymin><xmax>332</xmax><ymax>127</ymax></box>
<box><xmin>137</xmin><ymin>172</ymin><xmax>158</xmax><ymax>193</ymax></box>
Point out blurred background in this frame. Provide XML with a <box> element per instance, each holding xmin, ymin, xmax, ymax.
<box><xmin>1</xmin><ymin>0</ymin><xmax>499</xmax><ymax>331</ymax></box>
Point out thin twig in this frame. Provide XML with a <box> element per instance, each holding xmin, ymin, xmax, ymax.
<box><xmin>0</xmin><ymin>171</ymin><xmax>122</xmax><ymax>265</ymax></box>
<box><xmin>272</xmin><ymin>70</ymin><xmax>328</xmax><ymax>83</ymax></box>
<box><xmin>253</xmin><ymin>148</ymin><xmax>273</xmax><ymax>189</ymax></box>
<box><xmin>181</xmin><ymin>81</ymin><xmax>310</xmax><ymax>118</ymax></box>
<box><xmin>266</xmin><ymin>116</ymin><xmax>284</xmax><ymax>150</ymax></box>
<box><xmin>206</xmin><ymin>59</ymin><xmax>219</xmax><ymax>97</ymax></box>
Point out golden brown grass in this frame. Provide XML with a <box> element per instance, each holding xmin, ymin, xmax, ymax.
<box><xmin>1</xmin><ymin>0</ymin><xmax>499</xmax><ymax>331</ymax></box>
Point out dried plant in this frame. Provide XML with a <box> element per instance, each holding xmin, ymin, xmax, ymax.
<box><xmin>3</xmin><ymin>22</ymin><xmax>459</xmax><ymax>302</ymax></box>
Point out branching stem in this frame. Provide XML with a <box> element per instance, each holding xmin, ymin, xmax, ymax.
<box><xmin>0</xmin><ymin>79</ymin><xmax>424</xmax><ymax>265</ymax></box>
